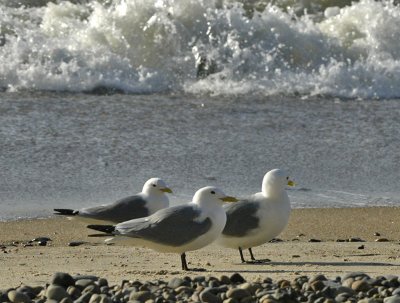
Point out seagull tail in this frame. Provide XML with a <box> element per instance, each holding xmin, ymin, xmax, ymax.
<box><xmin>87</xmin><ymin>224</ymin><xmax>115</xmax><ymax>234</ymax></box>
<box><xmin>54</xmin><ymin>208</ymin><xmax>78</xmax><ymax>216</ymax></box>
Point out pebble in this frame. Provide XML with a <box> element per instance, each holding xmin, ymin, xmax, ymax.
<box><xmin>226</xmin><ymin>288</ymin><xmax>251</xmax><ymax>300</ymax></box>
<box><xmin>45</xmin><ymin>285</ymin><xmax>69</xmax><ymax>301</ymax></box>
<box><xmin>348</xmin><ymin>237</ymin><xmax>365</xmax><ymax>242</ymax></box>
<box><xmin>68</xmin><ymin>241</ymin><xmax>87</xmax><ymax>247</ymax></box>
<box><xmin>3</xmin><ymin>272</ymin><xmax>400</xmax><ymax>303</ymax></box>
<box><xmin>7</xmin><ymin>290</ymin><xmax>31</xmax><ymax>303</ymax></box>
<box><xmin>52</xmin><ymin>272</ymin><xmax>75</xmax><ymax>288</ymax></box>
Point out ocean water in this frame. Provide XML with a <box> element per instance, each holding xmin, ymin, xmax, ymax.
<box><xmin>1</xmin><ymin>0</ymin><xmax>400</xmax><ymax>220</ymax></box>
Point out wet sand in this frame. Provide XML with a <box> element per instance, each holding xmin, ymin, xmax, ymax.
<box><xmin>1</xmin><ymin>207</ymin><xmax>400</xmax><ymax>288</ymax></box>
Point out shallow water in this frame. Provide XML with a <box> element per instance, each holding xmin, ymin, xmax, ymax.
<box><xmin>1</xmin><ymin>0</ymin><xmax>400</xmax><ymax>219</ymax></box>
<box><xmin>0</xmin><ymin>92</ymin><xmax>399</xmax><ymax>220</ymax></box>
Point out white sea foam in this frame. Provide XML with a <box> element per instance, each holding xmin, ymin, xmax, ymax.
<box><xmin>1</xmin><ymin>0</ymin><xmax>400</xmax><ymax>98</ymax></box>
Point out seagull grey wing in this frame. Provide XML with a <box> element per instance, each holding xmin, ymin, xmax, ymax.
<box><xmin>116</xmin><ymin>205</ymin><xmax>212</xmax><ymax>247</ymax></box>
<box><xmin>79</xmin><ymin>195</ymin><xmax>149</xmax><ymax>223</ymax></box>
<box><xmin>222</xmin><ymin>200</ymin><xmax>260</xmax><ymax>237</ymax></box>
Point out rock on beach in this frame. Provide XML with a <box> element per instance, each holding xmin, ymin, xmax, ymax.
<box><xmin>3</xmin><ymin>272</ymin><xmax>400</xmax><ymax>303</ymax></box>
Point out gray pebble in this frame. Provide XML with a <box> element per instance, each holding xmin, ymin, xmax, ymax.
<box><xmin>385</xmin><ymin>295</ymin><xmax>400</xmax><ymax>303</ymax></box>
<box><xmin>352</xmin><ymin>280</ymin><xmax>371</xmax><ymax>292</ymax></box>
<box><xmin>45</xmin><ymin>285</ymin><xmax>69</xmax><ymax>301</ymax></box>
<box><xmin>167</xmin><ymin>278</ymin><xmax>186</xmax><ymax>289</ymax></box>
<box><xmin>67</xmin><ymin>286</ymin><xmax>81</xmax><ymax>299</ymax></box>
<box><xmin>230</xmin><ymin>273</ymin><xmax>245</xmax><ymax>284</ymax></box>
<box><xmin>75</xmin><ymin>280</ymin><xmax>95</xmax><ymax>291</ymax></box>
<box><xmin>8</xmin><ymin>290</ymin><xmax>31</xmax><ymax>303</ymax></box>
<box><xmin>129</xmin><ymin>291</ymin><xmax>155</xmax><ymax>302</ymax></box>
<box><xmin>199</xmin><ymin>288</ymin><xmax>221</xmax><ymax>303</ymax></box>
<box><xmin>60</xmin><ymin>297</ymin><xmax>73</xmax><ymax>303</ymax></box>
<box><xmin>52</xmin><ymin>272</ymin><xmax>75</xmax><ymax>289</ymax></box>
<box><xmin>75</xmin><ymin>292</ymin><xmax>93</xmax><ymax>303</ymax></box>
<box><xmin>226</xmin><ymin>288</ymin><xmax>251</xmax><ymax>300</ymax></box>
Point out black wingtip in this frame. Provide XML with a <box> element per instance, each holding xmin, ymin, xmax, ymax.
<box><xmin>87</xmin><ymin>224</ymin><xmax>115</xmax><ymax>234</ymax></box>
<box><xmin>54</xmin><ymin>208</ymin><xmax>78</xmax><ymax>216</ymax></box>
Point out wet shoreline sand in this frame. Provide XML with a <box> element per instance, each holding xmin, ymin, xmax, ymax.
<box><xmin>1</xmin><ymin>207</ymin><xmax>400</xmax><ymax>288</ymax></box>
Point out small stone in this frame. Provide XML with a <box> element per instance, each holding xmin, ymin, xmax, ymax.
<box><xmin>310</xmin><ymin>280</ymin><xmax>325</xmax><ymax>292</ymax></box>
<box><xmin>376</xmin><ymin>238</ymin><xmax>389</xmax><ymax>242</ymax></box>
<box><xmin>239</xmin><ymin>282</ymin><xmax>258</xmax><ymax>295</ymax></box>
<box><xmin>46</xmin><ymin>285</ymin><xmax>69</xmax><ymax>301</ymax></box>
<box><xmin>17</xmin><ymin>285</ymin><xmax>37</xmax><ymax>299</ymax></box>
<box><xmin>199</xmin><ymin>289</ymin><xmax>221</xmax><ymax>303</ymax></box>
<box><xmin>67</xmin><ymin>286</ymin><xmax>81</xmax><ymax>299</ymax></box>
<box><xmin>89</xmin><ymin>294</ymin><xmax>101</xmax><ymax>303</ymax></box>
<box><xmin>230</xmin><ymin>273</ymin><xmax>245</xmax><ymax>284</ymax></box>
<box><xmin>129</xmin><ymin>291</ymin><xmax>155</xmax><ymax>302</ymax></box>
<box><xmin>83</xmin><ymin>284</ymin><xmax>100</xmax><ymax>295</ymax></box>
<box><xmin>278</xmin><ymin>280</ymin><xmax>290</xmax><ymax>288</ymax></box>
<box><xmin>359</xmin><ymin>299</ymin><xmax>379</xmax><ymax>303</ymax></box>
<box><xmin>223</xmin><ymin>299</ymin><xmax>238</xmax><ymax>303</ymax></box>
<box><xmin>168</xmin><ymin>278</ymin><xmax>186</xmax><ymax>289</ymax></box>
<box><xmin>310</xmin><ymin>274</ymin><xmax>328</xmax><ymax>282</ymax></box>
<box><xmin>384</xmin><ymin>295</ymin><xmax>400</xmax><ymax>303</ymax></box>
<box><xmin>75</xmin><ymin>279</ymin><xmax>95</xmax><ymax>291</ymax></box>
<box><xmin>260</xmin><ymin>295</ymin><xmax>278</xmax><ymax>303</ymax></box>
<box><xmin>75</xmin><ymin>292</ymin><xmax>93</xmax><ymax>303</ymax></box>
<box><xmin>308</xmin><ymin>239</ymin><xmax>321</xmax><ymax>242</ymax></box>
<box><xmin>60</xmin><ymin>297</ymin><xmax>73</xmax><ymax>303</ymax></box>
<box><xmin>351</xmin><ymin>280</ymin><xmax>371</xmax><ymax>292</ymax></box>
<box><xmin>374</xmin><ymin>232</ymin><xmax>381</xmax><ymax>236</ymax></box>
<box><xmin>342</xmin><ymin>272</ymin><xmax>370</xmax><ymax>281</ymax></box>
<box><xmin>52</xmin><ymin>272</ymin><xmax>75</xmax><ymax>288</ymax></box>
<box><xmin>8</xmin><ymin>290</ymin><xmax>31</xmax><ymax>303</ymax></box>
<box><xmin>226</xmin><ymin>288</ymin><xmax>251</xmax><ymax>300</ymax></box>
<box><xmin>219</xmin><ymin>275</ymin><xmax>231</xmax><ymax>285</ymax></box>
<box><xmin>32</xmin><ymin>237</ymin><xmax>52</xmax><ymax>242</ymax></box>
<box><xmin>358</xmin><ymin>245</ymin><xmax>365</xmax><ymax>249</ymax></box>
<box><xmin>348</xmin><ymin>237</ymin><xmax>365</xmax><ymax>242</ymax></box>
<box><xmin>68</xmin><ymin>241</ymin><xmax>87</xmax><ymax>247</ymax></box>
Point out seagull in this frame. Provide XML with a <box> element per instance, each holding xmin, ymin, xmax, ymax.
<box><xmin>87</xmin><ymin>186</ymin><xmax>237</xmax><ymax>271</ymax></box>
<box><xmin>54</xmin><ymin>178</ymin><xmax>172</xmax><ymax>224</ymax></box>
<box><xmin>216</xmin><ymin>169</ymin><xmax>294</xmax><ymax>263</ymax></box>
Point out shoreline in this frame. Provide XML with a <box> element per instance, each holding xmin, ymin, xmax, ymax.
<box><xmin>1</xmin><ymin>206</ymin><xmax>400</xmax><ymax>288</ymax></box>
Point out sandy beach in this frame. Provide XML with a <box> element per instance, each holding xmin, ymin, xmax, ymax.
<box><xmin>1</xmin><ymin>207</ymin><xmax>400</xmax><ymax>288</ymax></box>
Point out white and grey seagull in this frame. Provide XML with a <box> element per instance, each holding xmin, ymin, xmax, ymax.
<box><xmin>216</xmin><ymin>169</ymin><xmax>294</xmax><ymax>263</ymax></box>
<box><xmin>87</xmin><ymin>186</ymin><xmax>237</xmax><ymax>271</ymax></box>
<box><xmin>54</xmin><ymin>178</ymin><xmax>172</xmax><ymax>224</ymax></box>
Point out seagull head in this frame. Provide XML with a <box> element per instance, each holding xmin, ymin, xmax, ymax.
<box><xmin>262</xmin><ymin>169</ymin><xmax>295</xmax><ymax>197</ymax></box>
<box><xmin>143</xmin><ymin>178</ymin><xmax>173</xmax><ymax>195</ymax></box>
<box><xmin>193</xmin><ymin>186</ymin><xmax>237</xmax><ymax>208</ymax></box>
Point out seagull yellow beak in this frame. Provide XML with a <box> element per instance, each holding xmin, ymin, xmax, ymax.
<box><xmin>287</xmin><ymin>179</ymin><xmax>295</xmax><ymax>187</ymax></box>
<box><xmin>220</xmin><ymin>196</ymin><xmax>238</xmax><ymax>202</ymax></box>
<box><xmin>160</xmin><ymin>187</ymin><xmax>173</xmax><ymax>193</ymax></box>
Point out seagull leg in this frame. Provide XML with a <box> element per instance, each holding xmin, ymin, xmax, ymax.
<box><xmin>238</xmin><ymin>247</ymin><xmax>246</xmax><ymax>263</ymax></box>
<box><xmin>181</xmin><ymin>253</ymin><xmax>189</xmax><ymax>271</ymax></box>
<box><xmin>180</xmin><ymin>252</ymin><xmax>206</xmax><ymax>271</ymax></box>
<box><xmin>248</xmin><ymin>248</ymin><xmax>256</xmax><ymax>261</ymax></box>
<box><xmin>247</xmin><ymin>248</ymin><xmax>271</xmax><ymax>264</ymax></box>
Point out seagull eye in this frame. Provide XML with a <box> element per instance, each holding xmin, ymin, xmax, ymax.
<box><xmin>286</xmin><ymin>176</ymin><xmax>289</xmax><ymax>180</ymax></box>
<box><xmin>152</xmin><ymin>184</ymin><xmax>156</xmax><ymax>187</ymax></box>
<box><xmin>210</xmin><ymin>191</ymin><xmax>215</xmax><ymax>194</ymax></box>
